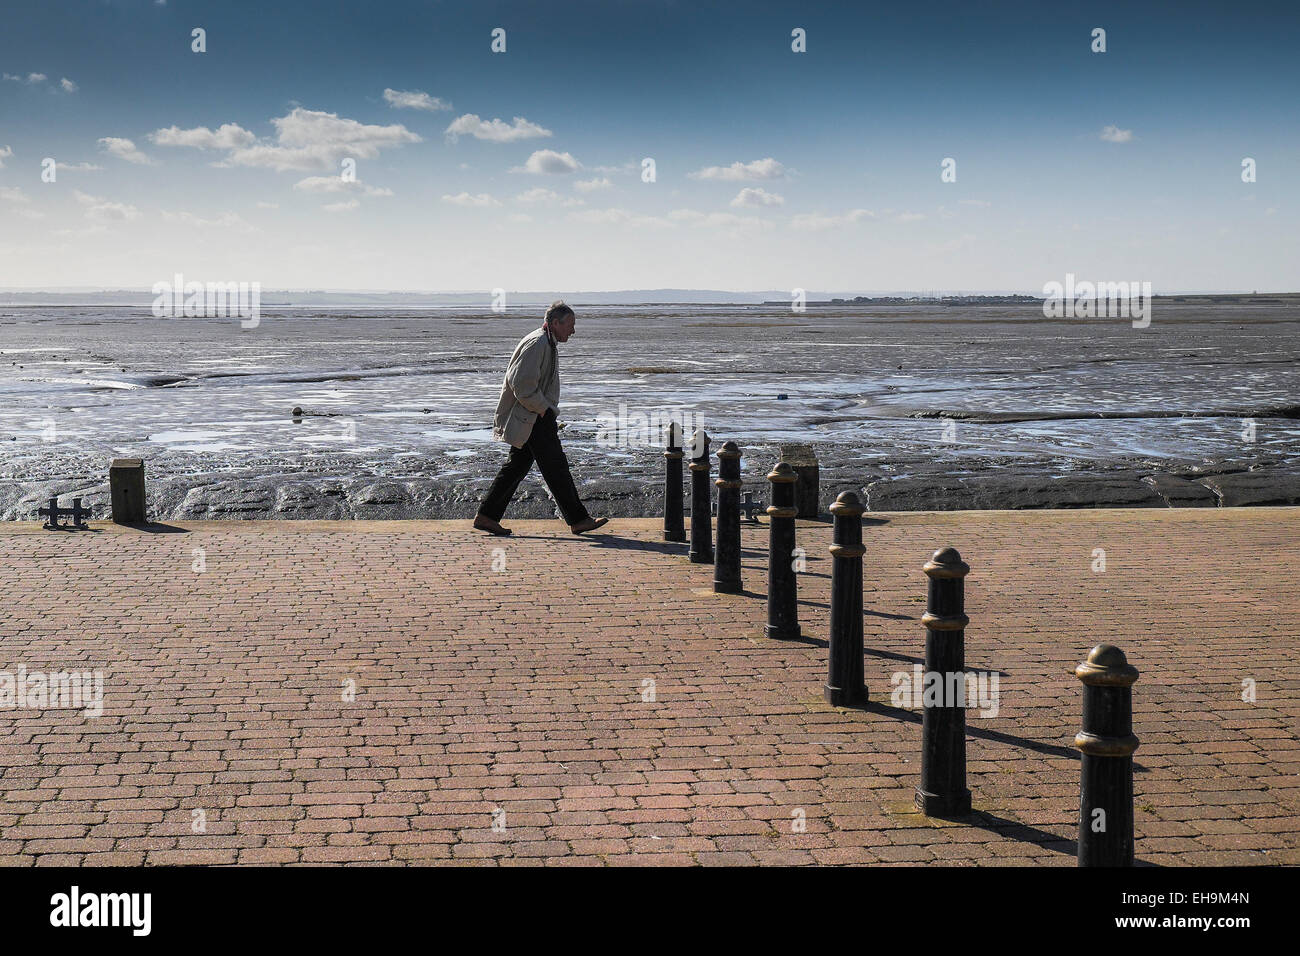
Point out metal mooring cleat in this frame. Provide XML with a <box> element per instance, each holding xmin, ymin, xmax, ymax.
<box><xmin>739</xmin><ymin>492</ymin><xmax>764</xmax><ymax>523</ymax></box>
<box><xmin>37</xmin><ymin>496</ymin><xmax>92</xmax><ymax>531</ymax></box>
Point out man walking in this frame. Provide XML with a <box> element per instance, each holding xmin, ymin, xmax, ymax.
<box><xmin>474</xmin><ymin>301</ymin><xmax>609</xmax><ymax>536</ymax></box>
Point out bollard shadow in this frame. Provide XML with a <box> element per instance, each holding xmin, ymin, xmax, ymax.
<box><xmin>864</xmin><ymin>698</ymin><xmax>1082</xmax><ymax>761</ymax></box>
<box><xmin>869</xmin><ymin>651</ymin><xmax>1011</xmax><ymax>677</ymax></box>
<box><xmin>864</xmin><ymin>647</ymin><xmax>924</xmax><ymax>665</ymax></box>
<box><xmin>471</xmin><ymin>530</ymin><xmax>657</xmax><ymax>551</ymax></box>
<box><xmin>585</xmin><ymin>535</ymin><xmax>690</xmax><ymax>557</ymax></box>
<box><xmin>963</xmin><ymin>811</ymin><xmax>1079</xmax><ymax>858</ymax></box>
<box><xmin>793</xmin><ymin>517</ymin><xmax>886</xmax><ymax>526</ymax></box>
<box><xmin>867</xmin><ymin>608</ymin><xmax>914</xmax><ymax>622</ymax></box>
<box><xmin>764</xmin><ymin>629</ymin><xmax>829</xmax><ymax>649</ymax></box>
<box><xmin>117</xmin><ymin>521</ymin><xmax>189</xmax><ymax>534</ymax></box>
<box><xmin>468</xmin><ymin>529</ymin><xmax>679</xmax><ymax>551</ymax></box>
<box><xmin>765</xmin><ymin>633</ymin><xmax>927</xmax><ymax>664</ymax></box>
<box><xmin>960</xmin><ymin>813</ymin><xmax>1159</xmax><ymax>866</ymax></box>
<box><xmin>795</xmin><ymin>598</ymin><xmax>914</xmax><ymax>622</ymax></box>
<box><xmin>966</xmin><ymin>724</ymin><xmax>1082</xmax><ymax>761</ymax></box>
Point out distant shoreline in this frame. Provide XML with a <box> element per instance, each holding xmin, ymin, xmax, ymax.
<box><xmin>5</xmin><ymin>293</ymin><xmax>1300</xmax><ymax>309</ymax></box>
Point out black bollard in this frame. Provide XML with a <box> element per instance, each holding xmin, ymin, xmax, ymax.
<box><xmin>109</xmin><ymin>457</ymin><xmax>146</xmax><ymax>524</ymax></box>
<box><xmin>764</xmin><ymin>462</ymin><xmax>801</xmax><ymax>640</ymax></box>
<box><xmin>915</xmin><ymin>547</ymin><xmax>972</xmax><ymax>817</ymax></box>
<box><xmin>688</xmin><ymin>429</ymin><xmax>713</xmax><ymax>564</ymax></box>
<box><xmin>662</xmin><ymin>422</ymin><xmax>686</xmax><ymax>542</ymax></box>
<box><xmin>824</xmin><ymin>491</ymin><xmax>867</xmax><ymax>706</ymax></box>
<box><xmin>1075</xmin><ymin>643</ymin><xmax>1140</xmax><ymax>867</ymax></box>
<box><xmin>713</xmin><ymin>441</ymin><xmax>743</xmax><ymax>593</ymax></box>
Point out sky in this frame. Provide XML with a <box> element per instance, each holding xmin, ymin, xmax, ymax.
<box><xmin>0</xmin><ymin>0</ymin><xmax>1297</xmax><ymax>293</ymax></box>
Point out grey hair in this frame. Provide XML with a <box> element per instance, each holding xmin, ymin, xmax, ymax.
<box><xmin>544</xmin><ymin>300</ymin><xmax>575</xmax><ymax>324</ymax></box>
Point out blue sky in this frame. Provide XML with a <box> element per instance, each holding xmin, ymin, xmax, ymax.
<box><xmin>1</xmin><ymin>0</ymin><xmax>1297</xmax><ymax>292</ymax></box>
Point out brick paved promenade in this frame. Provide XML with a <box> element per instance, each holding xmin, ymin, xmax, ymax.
<box><xmin>1</xmin><ymin>509</ymin><xmax>1297</xmax><ymax>866</ymax></box>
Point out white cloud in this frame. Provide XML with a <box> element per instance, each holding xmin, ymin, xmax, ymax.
<box><xmin>234</xmin><ymin>108</ymin><xmax>420</xmax><ymax>170</ymax></box>
<box><xmin>98</xmin><ymin>137</ymin><xmax>155</xmax><ymax>165</ymax></box>
<box><xmin>52</xmin><ymin>224</ymin><xmax>109</xmax><ymax>238</ymax></box>
<box><xmin>161</xmin><ymin>210</ymin><xmax>256</xmax><ymax>231</ymax></box>
<box><xmin>383</xmin><ymin>88</ymin><xmax>452</xmax><ymax>112</ymax></box>
<box><xmin>511</xmin><ymin>149</ymin><xmax>581</xmax><ymax>175</ymax></box>
<box><xmin>1100</xmin><ymin>125</ymin><xmax>1133</xmax><ymax>144</ymax></box>
<box><xmin>256</xmin><ymin>201</ymin><xmax>280</xmax><ymax>209</ymax></box>
<box><xmin>790</xmin><ymin>208</ymin><xmax>875</xmax><ymax>230</ymax></box>
<box><xmin>568</xmin><ymin>207</ymin><xmax>672</xmax><ymax>228</ymax></box>
<box><xmin>507</xmin><ymin>213</ymin><xmax>533</xmax><ymax>224</ymax></box>
<box><xmin>730</xmin><ymin>187</ymin><xmax>784</xmax><ymax>208</ymax></box>
<box><xmin>293</xmin><ymin>175</ymin><xmax>393</xmax><ymax>197</ymax></box>
<box><xmin>4</xmin><ymin>72</ymin><xmax>76</xmax><ymax>92</ymax></box>
<box><xmin>0</xmin><ymin>186</ymin><xmax>31</xmax><ymax>203</ymax></box>
<box><xmin>894</xmin><ymin>211</ymin><xmax>925</xmax><ymax>222</ymax></box>
<box><xmin>444</xmin><ymin>114</ymin><xmax>552</xmax><ymax>143</ymax></box>
<box><xmin>515</xmin><ymin>187</ymin><xmax>556</xmax><ymax>203</ymax></box>
<box><xmin>958</xmin><ymin>199</ymin><xmax>991</xmax><ymax>207</ymax></box>
<box><xmin>574</xmin><ymin>177</ymin><xmax>612</xmax><ymax>192</ymax></box>
<box><xmin>56</xmin><ymin>161</ymin><xmax>103</xmax><ymax>172</ymax></box>
<box><xmin>589</xmin><ymin>161</ymin><xmax>638</xmax><ymax>176</ymax></box>
<box><xmin>514</xmin><ymin>187</ymin><xmax>583</xmax><ymax>206</ymax></box>
<box><xmin>74</xmin><ymin>189</ymin><xmax>141</xmax><ymax>221</ymax></box>
<box><xmin>441</xmin><ymin>192</ymin><xmax>501</xmax><ymax>207</ymax></box>
<box><xmin>669</xmin><ymin>209</ymin><xmax>774</xmax><ymax>233</ymax></box>
<box><xmin>152</xmin><ymin>108</ymin><xmax>420</xmax><ymax>172</ymax></box>
<box><xmin>322</xmin><ymin>199</ymin><xmax>360</xmax><ymax>213</ymax></box>
<box><xmin>0</xmin><ymin>145</ymin><xmax>12</xmax><ymax>169</ymax></box>
<box><xmin>150</xmin><ymin>123</ymin><xmax>256</xmax><ymax>149</ymax></box>
<box><xmin>689</xmin><ymin>157</ymin><xmax>785</xmax><ymax>181</ymax></box>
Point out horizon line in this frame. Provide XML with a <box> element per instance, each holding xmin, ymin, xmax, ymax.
<box><xmin>2</xmin><ymin>287</ymin><xmax>1296</xmax><ymax>297</ymax></box>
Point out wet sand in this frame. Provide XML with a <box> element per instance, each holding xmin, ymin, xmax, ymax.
<box><xmin>1</xmin><ymin>302</ymin><xmax>1297</xmax><ymax>520</ymax></box>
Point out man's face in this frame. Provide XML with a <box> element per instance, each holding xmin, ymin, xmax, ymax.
<box><xmin>551</xmin><ymin>312</ymin><xmax>576</xmax><ymax>343</ymax></box>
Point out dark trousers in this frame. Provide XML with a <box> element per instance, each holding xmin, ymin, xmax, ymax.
<box><xmin>479</xmin><ymin>409</ymin><xmax>591</xmax><ymax>525</ymax></box>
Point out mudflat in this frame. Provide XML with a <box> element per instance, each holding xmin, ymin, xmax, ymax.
<box><xmin>1</xmin><ymin>301</ymin><xmax>1297</xmax><ymax>520</ymax></box>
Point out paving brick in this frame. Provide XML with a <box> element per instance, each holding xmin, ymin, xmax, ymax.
<box><xmin>1</xmin><ymin>511</ymin><xmax>1296</xmax><ymax>866</ymax></box>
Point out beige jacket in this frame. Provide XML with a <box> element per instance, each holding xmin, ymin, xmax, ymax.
<box><xmin>492</xmin><ymin>327</ymin><xmax>560</xmax><ymax>447</ymax></box>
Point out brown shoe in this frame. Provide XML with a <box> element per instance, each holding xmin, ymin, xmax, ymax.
<box><xmin>473</xmin><ymin>514</ymin><xmax>512</xmax><ymax>536</ymax></box>
<box><xmin>569</xmin><ymin>516</ymin><xmax>609</xmax><ymax>535</ymax></box>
